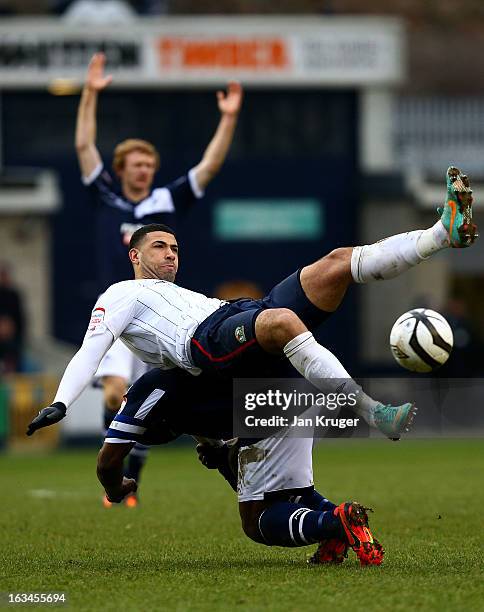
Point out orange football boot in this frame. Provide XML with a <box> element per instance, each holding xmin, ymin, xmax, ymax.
<box><xmin>308</xmin><ymin>538</ymin><xmax>349</xmax><ymax>565</ymax></box>
<box><xmin>124</xmin><ymin>493</ymin><xmax>139</xmax><ymax>508</ymax></box>
<box><xmin>102</xmin><ymin>494</ymin><xmax>113</xmax><ymax>509</ymax></box>
<box><xmin>334</xmin><ymin>502</ymin><xmax>384</xmax><ymax>566</ymax></box>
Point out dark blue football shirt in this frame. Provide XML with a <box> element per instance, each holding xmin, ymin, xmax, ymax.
<box><xmin>83</xmin><ymin>163</ymin><xmax>203</xmax><ymax>292</ymax></box>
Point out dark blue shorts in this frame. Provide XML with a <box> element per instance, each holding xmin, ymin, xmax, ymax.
<box><xmin>105</xmin><ymin>367</ymin><xmax>236</xmax><ymax>445</ymax></box>
<box><xmin>190</xmin><ymin>270</ymin><xmax>330</xmax><ymax>377</ymax></box>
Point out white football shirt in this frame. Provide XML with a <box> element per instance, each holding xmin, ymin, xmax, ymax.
<box><xmin>87</xmin><ymin>279</ymin><xmax>224</xmax><ymax>374</ymax></box>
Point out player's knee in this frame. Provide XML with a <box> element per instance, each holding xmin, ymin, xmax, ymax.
<box><xmin>239</xmin><ymin>502</ymin><xmax>269</xmax><ymax>545</ymax></box>
<box><xmin>326</xmin><ymin>246</ymin><xmax>352</xmax><ymax>261</ymax></box>
<box><xmin>303</xmin><ymin>247</ymin><xmax>352</xmax><ymax>289</ymax></box>
<box><xmin>240</xmin><ymin>514</ymin><xmax>266</xmax><ymax>545</ymax></box>
<box><xmin>104</xmin><ymin>392</ymin><xmax>123</xmax><ymax>411</ymax></box>
<box><xmin>321</xmin><ymin>247</ymin><xmax>352</xmax><ymax>277</ymax></box>
<box><xmin>103</xmin><ymin>378</ymin><xmax>127</xmax><ymax>411</ymax></box>
<box><xmin>256</xmin><ymin>308</ymin><xmax>305</xmax><ymax>352</ymax></box>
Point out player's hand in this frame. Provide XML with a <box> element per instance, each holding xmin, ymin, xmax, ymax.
<box><xmin>196</xmin><ymin>443</ymin><xmax>227</xmax><ymax>469</ymax></box>
<box><xmin>85</xmin><ymin>52</ymin><xmax>113</xmax><ymax>92</ymax></box>
<box><xmin>217</xmin><ymin>81</ymin><xmax>243</xmax><ymax>117</ymax></box>
<box><xmin>105</xmin><ymin>477</ymin><xmax>138</xmax><ymax>503</ymax></box>
<box><xmin>26</xmin><ymin>402</ymin><xmax>67</xmax><ymax>436</ymax></box>
<box><xmin>196</xmin><ymin>441</ymin><xmax>239</xmax><ymax>492</ymax></box>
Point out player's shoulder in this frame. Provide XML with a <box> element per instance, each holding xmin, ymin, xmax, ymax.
<box><xmin>149</xmin><ymin>185</ymin><xmax>176</xmax><ymax>204</ymax></box>
<box><xmin>99</xmin><ymin>280</ymin><xmax>148</xmax><ymax>302</ymax></box>
<box><xmin>83</xmin><ymin>162</ymin><xmax>110</xmax><ymax>187</ymax></box>
<box><xmin>138</xmin><ymin>279</ymin><xmax>177</xmax><ymax>294</ymax></box>
<box><xmin>158</xmin><ymin>172</ymin><xmax>189</xmax><ymax>190</ymax></box>
<box><xmin>84</xmin><ymin>164</ymin><xmax>129</xmax><ymax>206</ymax></box>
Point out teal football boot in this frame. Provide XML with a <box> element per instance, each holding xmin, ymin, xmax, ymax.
<box><xmin>438</xmin><ymin>166</ymin><xmax>477</xmax><ymax>248</ymax></box>
<box><xmin>372</xmin><ymin>402</ymin><xmax>417</xmax><ymax>441</ymax></box>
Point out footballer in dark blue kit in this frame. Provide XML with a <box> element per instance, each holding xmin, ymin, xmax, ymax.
<box><xmin>96</xmin><ymin>365</ymin><xmax>384</xmax><ymax>567</ymax></box>
<box><xmin>84</xmin><ymin>163</ymin><xmax>200</xmax><ymax>292</ymax></box>
<box><xmin>75</xmin><ymin>52</ymin><xmax>243</xmax><ymax>506</ymax></box>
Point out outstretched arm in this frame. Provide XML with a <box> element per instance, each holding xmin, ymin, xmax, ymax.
<box><xmin>53</xmin><ymin>331</ymin><xmax>114</xmax><ymax>407</ymax></box>
<box><xmin>191</xmin><ymin>81</ymin><xmax>243</xmax><ymax>191</ymax></box>
<box><xmin>26</xmin><ymin>331</ymin><xmax>114</xmax><ymax>435</ymax></box>
<box><xmin>75</xmin><ymin>52</ymin><xmax>113</xmax><ymax>180</ymax></box>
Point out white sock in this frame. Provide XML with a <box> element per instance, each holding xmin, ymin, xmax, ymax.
<box><xmin>283</xmin><ymin>332</ymin><xmax>379</xmax><ymax>426</ymax></box>
<box><xmin>351</xmin><ymin>221</ymin><xmax>449</xmax><ymax>284</ymax></box>
<box><xmin>415</xmin><ymin>220</ymin><xmax>450</xmax><ymax>257</ymax></box>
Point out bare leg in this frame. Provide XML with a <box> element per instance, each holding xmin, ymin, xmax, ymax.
<box><xmin>254</xmin><ymin>308</ymin><xmax>379</xmax><ymax>426</ymax></box>
<box><xmin>299</xmin><ymin>247</ymin><xmax>353</xmax><ymax>312</ymax></box>
<box><xmin>298</xmin><ymin>224</ymin><xmax>450</xmax><ymax>313</ymax></box>
<box><xmin>254</xmin><ymin>308</ymin><xmax>414</xmax><ymax>438</ymax></box>
<box><xmin>102</xmin><ymin>375</ymin><xmax>127</xmax><ymax>411</ymax></box>
<box><xmin>254</xmin><ymin>308</ymin><xmax>307</xmax><ymax>354</ymax></box>
<box><xmin>297</xmin><ymin>166</ymin><xmax>478</xmax><ymax>311</ymax></box>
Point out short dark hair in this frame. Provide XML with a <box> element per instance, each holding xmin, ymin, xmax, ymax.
<box><xmin>129</xmin><ymin>224</ymin><xmax>176</xmax><ymax>250</ymax></box>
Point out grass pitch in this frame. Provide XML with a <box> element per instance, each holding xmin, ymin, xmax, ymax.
<box><xmin>1</xmin><ymin>440</ymin><xmax>483</xmax><ymax>611</ymax></box>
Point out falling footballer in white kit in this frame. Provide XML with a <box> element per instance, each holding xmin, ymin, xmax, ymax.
<box><xmin>90</xmin><ymin>279</ymin><xmax>224</xmax><ymax>371</ymax></box>
<box><xmin>52</xmin><ymin>279</ymin><xmax>224</xmax><ymax>409</ymax></box>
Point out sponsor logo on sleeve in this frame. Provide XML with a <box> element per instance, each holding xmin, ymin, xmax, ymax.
<box><xmin>88</xmin><ymin>307</ymin><xmax>107</xmax><ymax>335</ymax></box>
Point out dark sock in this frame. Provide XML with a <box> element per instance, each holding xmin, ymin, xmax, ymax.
<box><xmin>299</xmin><ymin>489</ymin><xmax>337</xmax><ymax>513</ymax></box>
<box><xmin>258</xmin><ymin>501</ymin><xmax>344</xmax><ymax>547</ymax></box>
<box><xmin>124</xmin><ymin>443</ymin><xmax>149</xmax><ymax>484</ymax></box>
<box><xmin>103</xmin><ymin>405</ymin><xmax>116</xmax><ymax>432</ymax></box>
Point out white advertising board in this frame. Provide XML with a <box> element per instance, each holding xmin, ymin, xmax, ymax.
<box><xmin>0</xmin><ymin>16</ymin><xmax>404</xmax><ymax>88</ymax></box>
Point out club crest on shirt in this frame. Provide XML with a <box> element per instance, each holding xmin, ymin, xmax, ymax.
<box><xmin>235</xmin><ymin>325</ymin><xmax>247</xmax><ymax>344</ymax></box>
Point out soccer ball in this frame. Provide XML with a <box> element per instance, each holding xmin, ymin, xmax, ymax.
<box><xmin>389</xmin><ymin>308</ymin><xmax>454</xmax><ymax>373</ymax></box>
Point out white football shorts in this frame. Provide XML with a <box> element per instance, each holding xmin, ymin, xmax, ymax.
<box><xmin>237</xmin><ymin>408</ymin><xmax>316</xmax><ymax>502</ymax></box>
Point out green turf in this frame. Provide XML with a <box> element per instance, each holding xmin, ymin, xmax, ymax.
<box><xmin>1</xmin><ymin>440</ymin><xmax>483</xmax><ymax>611</ymax></box>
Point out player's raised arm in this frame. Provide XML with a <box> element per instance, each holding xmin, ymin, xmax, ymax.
<box><xmin>75</xmin><ymin>52</ymin><xmax>113</xmax><ymax>180</ymax></box>
<box><xmin>191</xmin><ymin>81</ymin><xmax>243</xmax><ymax>191</ymax></box>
